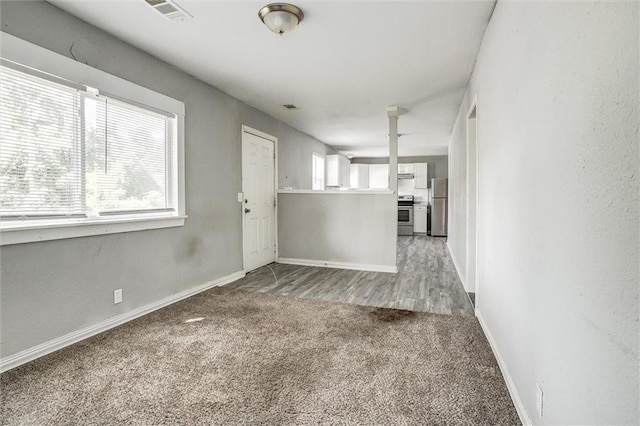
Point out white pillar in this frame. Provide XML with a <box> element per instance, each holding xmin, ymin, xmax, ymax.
<box><xmin>387</xmin><ymin>106</ymin><xmax>400</xmax><ymax>194</ymax></box>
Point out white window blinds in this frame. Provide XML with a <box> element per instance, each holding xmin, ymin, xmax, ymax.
<box><xmin>0</xmin><ymin>65</ymin><xmax>83</xmax><ymax>218</ymax></box>
<box><xmin>0</xmin><ymin>64</ymin><xmax>176</xmax><ymax>220</ymax></box>
<box><xmin>84</xmin><ymin>96</ymin><xmax>173</xmax><ymax>215</ymax></box>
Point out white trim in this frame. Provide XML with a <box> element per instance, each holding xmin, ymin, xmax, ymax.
<box><xmin>474</xmin><ymin>99</ymin><xmax>481</xmax><ymax>309</ymax></box>
<box><xmin>176</xmin><ymin>113</ymin><xmax>187</xmax><ymax>221</ymax></box>
<box><xmin>277</xmin><ymin>189</ymin><xmax>394</xmax><ymax>195</ymax></box>
<box><xmin>476</xmin><ymin>309</ymin><xmax>532</xmax><ymax>426</ymax></box>
<box><xmin>1</xmin><ymin>215</ymin><xmax>187</xmax><ymax>245</ymax></box>
<box><xmin>274</xmin><ymin>133</ymin><xmax>279</xmax><ymax>262</ymax></box>
<box><xmin>0</xmin><ymin>32</ymin><xmax>187</xmax><ymax>245</ymax></box>
<box><xmin>465</xmin><ymin>97</ymin><xmax>479</xmax><ymax>295</ymax></box>
<box><xmin>466</xmin><ymin>95</ymin><xmax>478</xmax><ymax>121</ymax></box>
<box><xmin>241</xmin><ymin>126</ymin><xmax>278</xmax><ymax>272</ymax></box>
<box><xmin>278</xmin><ymin>257</ymin><xmax>398</xmax><ymax>273</ymax></box>
<box><xmin>241</xmin><ymin>125</ymin><xmax>277</xmax><ymax>143</ymax></box>
<box><xmin>447</xmin><ymin>241</ymin><xmax>467</xmax><ymax>288</ymax></box>
<box><xmin>0</xmin><ymin>270</ymin><xmax>245</xmax><ymax>373</ymax></box>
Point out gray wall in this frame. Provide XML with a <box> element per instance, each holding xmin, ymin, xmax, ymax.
<box><xmin>278</xmin><ymin>127</ymin><xmax>340</xmax><ymax>189</ymax></box>
<box><xmin>351</xmin><ymin>156</ymin><xmax>448</xmax><ymax>187</ymax></box>
<box><xmin>448</xmin><ymin>1</ymin><xmax>639</xmax><ymax>424</ymax></box>
<box><xmin>0</xmin><ymin>1</ymin><xmax>335</xmax><ymax>358</ymax></box>
<box><xmin>278</xmin><ymin>193</ymin><xmax>397</xmax><ymax>268</ymax></box>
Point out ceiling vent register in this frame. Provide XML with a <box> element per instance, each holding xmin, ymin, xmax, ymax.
<box><xmin>144</xmin><ymin>0</ymin><xmax>192</xmax><ymax>21</ymax></box>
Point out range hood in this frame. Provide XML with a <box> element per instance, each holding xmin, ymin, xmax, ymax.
<box><xmin>398</xmin><ymin>173</ymin><xmax>415</xmax><ymax>179</ymax></box>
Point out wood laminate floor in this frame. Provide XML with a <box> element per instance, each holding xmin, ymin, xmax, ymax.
<box><xmin>223</xmin><ymin>236</ymin><xmax>475</xmax><ymax>317</ymax></box>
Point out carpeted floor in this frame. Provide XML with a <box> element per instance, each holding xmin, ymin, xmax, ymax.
<box><xmin>1</xmin><ymin>287</ymin><xmax>520</xmax><ymax>425</ymax></box>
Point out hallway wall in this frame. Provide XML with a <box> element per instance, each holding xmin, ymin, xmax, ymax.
<box><xmin>448</xmin><ymin>1</ymin><xmax>639</xmax><ymax>424</ymax></box>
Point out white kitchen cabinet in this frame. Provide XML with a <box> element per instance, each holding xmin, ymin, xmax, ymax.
<box><xmin>350</xmin><ymin>164</ymin><xmax>370</xmax><ymax>189</ymax></box>
<box><xmin>414</xmin><ymin>205</ymin><xmax>427</xmax><ymax>234</ymax></box>
<box><xmin>414</xmin><ymin>163</ymin><xmax>428</xmax><ymax>189</ymax></box>
<box><xmin>398</xmin><ymin>163</ymin><xmax>415</xmax><ymax>174</ymax></box>
<box><xmin>326</xmin><ymin>155</ymin><xmax>350</xmax><ymax>187</ymax></box>
<box><xmin>340</xmin><ymin>156</ymin><xmax>350</xmax><ymax>187</ymax></box>
<box><xmin>369</xmin><ymin>164</ymin><xmax>389</xmax><ymax>189</ymax></box>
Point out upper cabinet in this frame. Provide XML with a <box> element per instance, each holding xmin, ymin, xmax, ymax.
<box><xmin>350</xmin><ymin>164</ymin><xmax>370</xmax><ymax>189</ymax></box>
<box><xmin>398</xmin><ymin>163</ymin><xmax>415</xmax><ymax>174</ymax></box>
<box><xmin>369</xmin><ymin>164</ymin><xmax>389</xmax><ymax>189</ymax></box>
<box><xmin>414</xmin><ymin>163</ymin><xmax>428</xmax><ymax>189</ymax></box>
<box><xmin>326</xmin><ymin>154</ymin><xmax>350</xmax><ymax>187</ymax></box>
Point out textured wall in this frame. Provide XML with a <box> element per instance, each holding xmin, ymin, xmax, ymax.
<box><xmin>0</xmin><ymin>1</ymin><xmax>335</xmax><ymax>357</ymax></box>
<box><xmin>448</xmin><ymin>1</ymin><xmax>639</xmax><ymax>424</ymax></box>
<box><xmin>277</xmin><ymin>125</ymin><xmax>340</xmax><ymax>189</ymax></box>
<box><xmin>277</xmin><ymin>193</ymin><xmax>397</xmax><ymax>268</ymax></box>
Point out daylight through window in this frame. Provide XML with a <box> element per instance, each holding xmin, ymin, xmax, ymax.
<box><xmin>0</xmin><ymin>63</ymin><xmax>176</xmax><ymax>221</ymax></box>
<box><xmin>312</xmin><ymin>153</ymin><xmax>325</xmax><ymax>190</ymax></box>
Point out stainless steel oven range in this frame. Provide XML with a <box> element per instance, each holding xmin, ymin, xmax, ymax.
<box><xmin>398</xmin><ymin>195</ymin><xmax>414</xmax><ymax>236</ymax></box>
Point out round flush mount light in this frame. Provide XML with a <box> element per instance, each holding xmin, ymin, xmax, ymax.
<box><xmin>258</xmin><ymin>3</ymin><xmax>304</xmax><ymax>35</ymax></box>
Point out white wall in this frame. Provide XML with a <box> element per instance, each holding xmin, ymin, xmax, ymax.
<box><xmin>448</xmin><ymin>133</ymin><xmax>467</xmax><ymax>286</ymax></box>
<box><xmin>447</xmin><ymin>2</ymin><xmax>639</xmax><ymax>424</ymax></box>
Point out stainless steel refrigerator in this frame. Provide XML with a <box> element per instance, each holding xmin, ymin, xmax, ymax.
<box><xmin>431</xmin><ymin>178</ymin><xmax>448</xmax><ymax>237</ymax></box>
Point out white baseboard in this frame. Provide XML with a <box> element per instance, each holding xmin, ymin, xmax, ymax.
<box><xmin>476</xmin><ymin>309</ymin><xmax>533</xmax><ymax>426</ymax></box>
<box><xmin>0</xmin><ymin>270</ymin><xmax>245</xmax><ymax>373</ymax></box>
<box><xmin>446</xmin><ymin>241</ymin><xmax>467</xmax><ymax>289</ymax></box>
<box><xmin>277</xmin><ymin>257</ymin><xmax>398</xmax><ymax>273</ymax></box>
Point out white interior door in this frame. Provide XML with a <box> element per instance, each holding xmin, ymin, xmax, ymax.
<box><xmin>242</xmin><ymin>129</ymin><xmax>276</xmax><ymax>272</ymax></box>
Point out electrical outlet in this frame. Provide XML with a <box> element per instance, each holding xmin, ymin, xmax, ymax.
<box><xmin>113</xmin><ymin>288</ymin><xmax>123</xmax><ymax>304</ymax></box>
<box><xmin>536</xmin><ymin>385</ymin><xmax>544</xmax><ymax>418</ymax></box>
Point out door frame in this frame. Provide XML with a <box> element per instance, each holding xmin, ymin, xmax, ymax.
<box><xmin>465</xmin><ymin>97</ymin><xmax>479</xmax><ymax>312</ymax></box>
<box><xmin>241</xmin><ymin>125</ymin><xmax>278</xmax><ymax>272</ymax></box>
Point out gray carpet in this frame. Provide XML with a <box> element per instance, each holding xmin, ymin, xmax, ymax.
<box><xmin>1</xmin><ymin>287</ymin><xmax>520</xmax><ymax>425</ymax></box>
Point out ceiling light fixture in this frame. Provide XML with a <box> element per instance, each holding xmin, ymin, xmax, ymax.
<box><xmin>258</xmin><ymin>3</ymin><xmax>304</xmax><ymax>35</ymax></box>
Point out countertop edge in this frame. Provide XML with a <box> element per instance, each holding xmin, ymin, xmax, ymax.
<box><xmin>277</xmin><ymin>189</ymin><xmax>395</xmax><ymax>195</ymax></box>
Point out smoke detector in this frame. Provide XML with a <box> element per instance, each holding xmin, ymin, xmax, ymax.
<box><xmin>144</xmin><ymin>0</ymin><xmax>192</xmax><ymax>21</ymax></box>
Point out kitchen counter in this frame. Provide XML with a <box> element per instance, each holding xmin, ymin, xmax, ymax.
<box><xmin>278</xmin><ymin>189</ymin><xmax>394</xmax><ymax>195</ymax></box>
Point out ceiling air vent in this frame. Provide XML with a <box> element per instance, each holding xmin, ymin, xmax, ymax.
<box><xmin>144</xmin><ymin>0</ymin><xmax>192</xmax><ymax>21</ymax></box>
<box><xmin>283</xmin><ymin>104</ymin><xmax>298</xmax><ymax>110</ymax></box>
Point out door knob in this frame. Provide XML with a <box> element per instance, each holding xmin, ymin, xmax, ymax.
<box><xmin>245</xmin><ymin>208</ymin><xmax>251</xmax><ymax>213</ymax></box>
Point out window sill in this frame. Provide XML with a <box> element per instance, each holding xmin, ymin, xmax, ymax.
<box><xmin>0</xmin><ymin>215</ymin><xmax>187</xmax><ymax>246</ymax></box>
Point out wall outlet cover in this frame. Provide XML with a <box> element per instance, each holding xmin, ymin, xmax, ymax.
<box><xmin>114</xmin><ymin>289</ymin><xmax>123</xmax><ymax>304</ymax></box>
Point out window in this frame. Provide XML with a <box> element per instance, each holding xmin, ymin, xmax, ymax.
<box><xmin>83</xmin><ymin>95</ymin><xmax>173</xmax><ymax>216</ymax></box>
<box><xmin>312</xmin><ymin>153</ymin><xmax>325</xmax><ymax>190</ymax></box>
<box><xmin>1</xmin><ymin>66</ymin><xmax>83</xmax><ymax>218</ymax></box>
<box><xmin>0</xmin><ymin>33</ymin><xmax>185</xmax><ymax>245</ymax></box>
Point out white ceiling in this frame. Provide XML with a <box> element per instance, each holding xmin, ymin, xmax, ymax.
<box><xmin>48</xmin><ymin>0</ymin><xmax>495</xmax><ymax>157</ymax></box>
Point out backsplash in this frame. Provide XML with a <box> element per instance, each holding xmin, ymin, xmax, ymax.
<box><xmin>398</xmin><ymin>179</ymin><xmax>429</xmax><ymax>204</ymax></box>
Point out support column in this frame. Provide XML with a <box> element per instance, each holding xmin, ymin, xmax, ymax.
<box><xmin>387</xmin><ymin>106</ymin><xmax>400</xmax><ymax>194</ymax></box>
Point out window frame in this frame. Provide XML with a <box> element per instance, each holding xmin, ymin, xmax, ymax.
<box><xmin>0</xmin><ymin>32</ymin><xmax>186</xmax><ymax>245</ymax></box>
<box><xmin>312</xmin><ymin>153</ymin><xmax>325</xmax><ymax>191</ymax></box>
